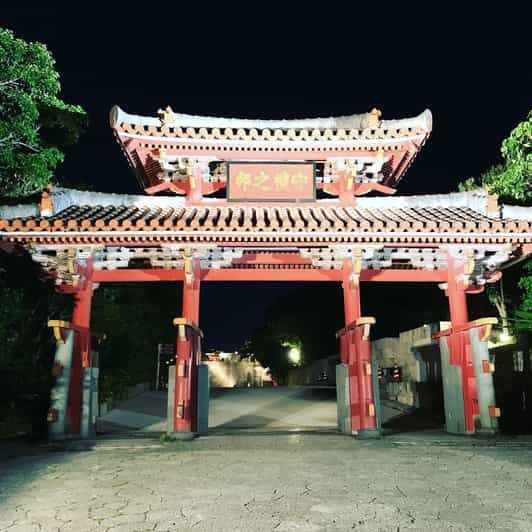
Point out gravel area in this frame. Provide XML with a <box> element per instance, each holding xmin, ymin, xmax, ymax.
<box><xmin>1</xmin><ymin>431</ymin><xmax>532</xmax><ymax>531</ymax></box>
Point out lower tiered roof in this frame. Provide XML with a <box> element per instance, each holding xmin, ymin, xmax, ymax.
<box><xmin>0</xmin><ymin>188</ymin><xmax>530</xmax><ymax>245</ymax></box>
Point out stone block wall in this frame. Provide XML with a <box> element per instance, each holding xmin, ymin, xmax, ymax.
<box><xmin>286</xmin><ymin>355</ymin><xmax>339</xmax><ymax>386</ymax></box>
<box><xmin>372</xmin><ymin>323</ymin><xmax>444</xmax><ymax>406</ymax></box>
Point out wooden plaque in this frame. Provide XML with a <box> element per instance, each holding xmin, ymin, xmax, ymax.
<box><xmin>227</xmin><ymin>162</ymin><xmax>315</xmax><ymax>202</ymax></box>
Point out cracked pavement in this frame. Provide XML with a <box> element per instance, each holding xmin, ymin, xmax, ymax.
<box><xmin>1</xmin><ymin>432</ymin><xmax>532</xmax><ymax>531</ymax></box>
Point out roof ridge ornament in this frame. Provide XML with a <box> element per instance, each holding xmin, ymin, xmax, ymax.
<box><xmin>40</xmin><ymin>187</ymin><xmax>54</xmax><ymax>217</ymax></box>
<box><xmin>158</xmin><ymin>105</ymin><xmax>176</xmax><ymax>126</ymax></box>
<box><xmin>484</xmin><ymin>186</ymin><xmax>500</xmax><ymax>216</ymax></box>
<box><xmin>367</xmin><ymin>108</ymin><xmax>382</xmax><ymax>128</ymax></box>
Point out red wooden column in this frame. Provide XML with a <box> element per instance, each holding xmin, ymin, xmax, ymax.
<box><xmin>444</xmin><ymin>253</ymin><xmax>478</xmax><ymax>433</ymax></box>
<box><xmin>340</xmin><ymin>260</ymin><xmax>379</xmax><ymax>437</ymax></box>
<box><xmin>172</xmin><ymin>257</ymin><xmax>201</xmax><ymax>434</ymax></box>
<box><xmin>342</xmin><ymin>267</ymin><xmax>361</xmax><ymax>326</ymax></box>
<box><xmin>68</xmin><ymin>277</ymin><xmax>94</xmax><ymax>435</ymax></box>
<box><xmin>187</xmin><ymin>165</ymin><xmax>204</xmax><ymax>203</ymax></box>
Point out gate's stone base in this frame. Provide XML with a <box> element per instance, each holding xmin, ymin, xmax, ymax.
<box><xmin>336</xmin><ymin>364</ymin><xmax>351</xmax><ymax>434</ymax></box>
<box><xmin>81</xmin><ymin>364</ymin><xmax>98</xmax><ymax>439</ymax></box>
<box><xmin>336</xmin><ymin>363</ymin><xmax>381</xmax><ymax>438</ymax></box>
<box><xmin>439</xmin><ymin>324</ymin><xmax>498</xmax><ymax>436</ymax></box>
<box><xmin>357</xmin><ymin>428</ymin><xmax>381</xmax><ymax>439</ymax></box>
<box><xmin>167</xmin><ymin>364</ymin><xmax>210</xmax><ymax>438</ymax></box>
<box><xmin>49</xmin><ymin>330</ymin><xmax>74</xmax><ymax>441</ymax></box>
<box><xmin>196</xmin><ymin>365</ymin><xmax>209</xmax><ymax>436</ymax></box>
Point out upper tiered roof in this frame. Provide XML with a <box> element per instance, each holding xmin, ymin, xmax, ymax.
<box><xmin>110</xmin><ymin>106</ymin><xmax>433</xmax><ymax>197</ymax></box>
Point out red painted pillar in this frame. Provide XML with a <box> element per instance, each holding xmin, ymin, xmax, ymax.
<box><xmin>446</xmin><ymin>254</ymin><xmax>477</xmax><ymax>433</ymax></box>
<box><xmin>448</xmin><ymin>270</ymin><xmax>468</xmax><ymax>326</ymax></box>
<box><xmin>173</xmin><ymin>259</ymin><xmax>201</xmax><ymax>433</ymax></box>
<box><xmin>68</xmin><ymin>279</ymin><xmax>93</xmax><ymax>435</ymax></box>
<box><xmin>341</xmin><ymin>264</ymin><xmax>378</xmax><ymax>436</ymax></box>
<box><xmin>355</xmin><ymin>321</ymin><xmax>377</xmax><ymax>433</ymax></box>
<box><xmin>182</xmin><ymin>271</ymin><xmax>201</xmax><ymax>325</ymax></box>
<box><xmin>188</xmin><ymin>166</ymin><xmax>204</xmax><ymax>203</ymax></box>
<box><xmin>343</xmin><ymin>277</ymin><xmax>361</xmax><ymax>325</ymax></box>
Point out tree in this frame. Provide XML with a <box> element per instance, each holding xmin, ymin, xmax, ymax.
<box><xmin>91</xmin><ymin>283</ymin><xmax>181</xmax><ymax>398</ymax></box>
<box><xmin>515</xmin><ymin>263</ymin><xmax>532</xmax><ymax>331</ymax></box>
<box><xmin>0</xmin><ymin>28</ymin><xmax>87</xmax><ymax>197</ymax></box>
<box><xmin>0</xmin><ymin>29</ymin><xmax>85</xmax><ymax>438</ymax></box>
<box><xmin>249</xmin><ymin>285</ymin><xmax>344</xmax><ymax>381</ymax></box>
<box><xmin>0</xmin><ymin>248</ymin><xmax>72</xmax><ymax>438</ymax></box>
<box><xmin>459</xmin><ymin>112</ymin><xmax>531</xmax><ymax>203</ymax></box>
<box><xmin>459</xmin><ymin>112</ymin><xmax>532</xmax><ymax>331</ymax></box>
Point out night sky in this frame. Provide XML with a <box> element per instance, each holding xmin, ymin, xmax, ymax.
<box><xmin>2</xmin><ymin>7</ymin><xmax>530</xmax><ymax>350</ymax></box>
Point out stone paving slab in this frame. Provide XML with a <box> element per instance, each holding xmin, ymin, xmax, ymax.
<box><xmin>1</xmin><ymin>432</ymin><xmax>532</xmax><ymax>531</ymax></box>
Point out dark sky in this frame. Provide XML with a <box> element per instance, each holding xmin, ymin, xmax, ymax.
<box><xmin>2</xmin><ymin>6</ymin><xmax>530</xmax><ymax>349</ymax></box>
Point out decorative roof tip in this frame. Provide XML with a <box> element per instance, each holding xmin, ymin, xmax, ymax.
<box><xmin>485</xmin><ymin>188</ymin><xmax>500</xmax><ymax>216</ymax></box>
<box><xmin>380</xmin><ymin>108</ymin><xmax>432</xmax><ymax>133</ymax></box>
<box><xmin>39</xmin><ymin>187</ymin><xmax>54</xmax><ymax>217</ymax></box>
<box><xmin>158</xmin><ymin>105</ymin><xmax>176</xmax><ymax>126</ymax></box>
<box><xmin>366</xmin><ymin>108</ymin><xmax>382</xmax><ymax>128</ymax></box>
<box><xmin>109</xmin><ymin>105</ymin><xmax>131</xmax><ymax>129</ymax></box>
<box><xmin>423</xmin><ymin>109</ymin><xmax>433</xmax><ymax>133</ymax></box>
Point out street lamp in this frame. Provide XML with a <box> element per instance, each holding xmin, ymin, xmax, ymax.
<box><xmin>288</xmin><ymin>347</ymin><xmax>301</xmax><ymax>365</ymax></box>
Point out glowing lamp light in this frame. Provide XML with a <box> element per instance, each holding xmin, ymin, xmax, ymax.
<box><xmin>499</xmin><ymin>331</ymin><xmax>513</xmax><ymax>343</ymax></box>
<box><xmin>288</xmin><ymin>347</ymin><xmax>301</xmax><ymax>365</ymax></box>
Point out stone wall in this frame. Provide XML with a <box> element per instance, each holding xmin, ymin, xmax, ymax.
<box><xmin>372</xmin><ymin>323</ymin><xmax>447</xmax><ymax>406</ymax></box>
<box><xmin>286</xmin><ymin>355</ymin><xmax>339</xmax><ymax>386</ymax></box>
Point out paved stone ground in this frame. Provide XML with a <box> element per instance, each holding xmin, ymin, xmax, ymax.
<box><xmin>1</xmin><ymin>432</ymin><xmax>532</xmax><ymax>531</ymax></box>
<box><xmin>98</xmin><ymin>387</ymin><xmax>402</xmax><ymax>433</ymax></box>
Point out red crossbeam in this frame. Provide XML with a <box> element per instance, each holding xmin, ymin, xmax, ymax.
<box><xmin>92</xmin><ymin>268</ymin><xmax>448</xmax><ymax>283</ymax></box>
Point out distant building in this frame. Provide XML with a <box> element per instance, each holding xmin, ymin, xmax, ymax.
<box><xmin>204</xmin><ymin>351</ymin><xmax>272</xmax><ymax>388</ymax></box>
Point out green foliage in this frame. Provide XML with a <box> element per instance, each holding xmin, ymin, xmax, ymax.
<box><xmin>249</xmin><ymin>285</ymin><xmax>343</xmax><ymax>381</ymax></box>
<box><xmin>99</xmin><ymin>369</ymin><xmax>132</xmax><ymax>403</ymax></box>
<box><xmin>0</xmin><ymin>28</ymin><xmax>87</xmax><ymax>196</ymax></box>
<box><xmin>248</xmin><ymin>283</ymin><xmax>464</xmax><ymax>379</ymax></box>
<box><xmin>0</xmin><ymin>249</ymin><xmax>72</xmax><ymax>438</ymax></box>
<box><xmin>458</xmin><ymin>112</ymin><xmax>531</xmax><ymax>202</ymax></box>
<box><xmin>0</xmin><ymin>249</ymin><xmax>72</xmax><ymax>369</ymax></box>
<box><xmin>518</xmin><ymin>262</ymin><xmax>532</xmax><ymax>313</ymax></box>
<box><xmin>91</xmin><ymin>283</ymin><xmax>180</xmax><ymax>396</ymax></box>
<box><xmin>460</xmin><ymin>113</ymin><xmax>532</xmax><ymax>331</ymax></box>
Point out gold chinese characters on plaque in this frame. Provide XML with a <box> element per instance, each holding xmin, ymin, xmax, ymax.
<box><xmin>227</xmin><ymin>163</ymin><xmax>315</xmax><ymax>201</ymax></box>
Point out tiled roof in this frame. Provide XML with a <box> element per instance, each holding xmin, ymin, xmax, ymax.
<box><xmin>110</xmin><ymin>107</ymin><xmax>433</xmax><ymax>193</ymax></box>
<box><xmin>110</xmin><ymin>107</ymin><xmax>432</xmax><ymax>144</ymax></box>
<box><xmin>1</xmin><ymin>205</ymin><xmax>530</xmax><ymax>246</ymax></box>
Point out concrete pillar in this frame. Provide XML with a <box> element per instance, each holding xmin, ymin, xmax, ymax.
<box><xmin>336</xmin><ymin>363</ymin><xmax>351</xmax><ymax>433</ymax></box>
<box><xmin>438</xmin><ymin>319</ymin><xmax>499</xmax><ymax>435</ymax></box>
<box><xmin>438</xmin><ymin>334</ymin><xmax>467</xmax><ymax>434</ymax></box>
<box><xmin>48</xmin><ymin>329</ymin><xmax>74</xmax><ymax>441</ymax></box>
<box><xmin>469</xmin><ymin>326</ymin><xmax>498</xmax><ymax>435</ymax></box>
<box><xmin>81</xmin><ymin>365</ymin><xmax>99</xmax><ymax>439</ymax></box>
<box><xmin>196</xmin><ymin>364</ymin><xmax>209</xmax><ymax>436</ymax></box>
<box><xmin>438</xmin><ymin>254</ymin><xmax>499</xmax><ymax>435</ymax></box>
<box><xmin>68</xmin><ymin>281</ymin><xmax>93</xmax><ymax>435</ymax></box>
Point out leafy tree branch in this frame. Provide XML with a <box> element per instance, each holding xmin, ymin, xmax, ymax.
<box><xmin>0</xmin><ymin>28</ymin><xmax>87</xmax><ymax>197</ymax></box>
